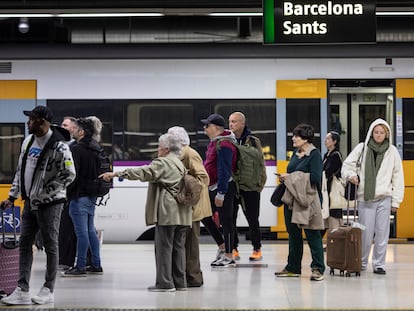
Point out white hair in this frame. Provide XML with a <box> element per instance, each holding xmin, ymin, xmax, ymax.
<box><xmin>167</xmin><ymin>126</ymin><xmax>190</xmax><ymax>146</ymax></box>
<box><xmin>159</xmin><ymin>133</ymin><xmax>182</xmax><ymax>156</ymax></box>
<box><xmin>86</xmin><ymin>116</ymin><xmax>103</xmax><ymax>142</ymax></box>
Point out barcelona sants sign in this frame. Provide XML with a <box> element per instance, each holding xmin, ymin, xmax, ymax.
<box><xmin>263</xmin><ymin>0</ymin><xmax>376</xmax><ymax>44</ymax></box>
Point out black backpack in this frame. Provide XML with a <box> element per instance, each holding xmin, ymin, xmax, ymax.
<box><xmin>86</xmin><ymin>144</ymin><xmax>112</xmax><ymax>205</ymax></box>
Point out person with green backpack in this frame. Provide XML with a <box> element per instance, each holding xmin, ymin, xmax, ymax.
<box><xmin>228</xmin><ymin>112</ymin><xmax>267</xmax><ymax>261</ymax></box>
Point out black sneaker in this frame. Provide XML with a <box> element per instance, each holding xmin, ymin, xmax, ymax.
<box><xmin>86</xmin><ymin>266</ymin><xmax>104</xmax><ymax>274</ymax></box>
<box><xmin>374</xmin><ymin>267</ymin><xmax>386</xmax><ymax>275</ymax></box>
<box><xmin>62</xmin><ymin>266</ymin><xmax>87</xmax><ymax>277</ymax></box>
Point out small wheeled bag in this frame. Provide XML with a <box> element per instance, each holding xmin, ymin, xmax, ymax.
<box><xmin>326</xmin><ymin>185</ymin><xmax>362</xmax><ymax>277</ymax></box>
<box><xmin>0</xmin><ymin>205</ymin><xmax>20</xmax><ymax>296</ymax></box>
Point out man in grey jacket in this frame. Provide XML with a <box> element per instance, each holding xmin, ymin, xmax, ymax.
<box><xmin>1</xmin><ymin>106</ymin><xmax>76</xmax><ymax>306</ymax></box>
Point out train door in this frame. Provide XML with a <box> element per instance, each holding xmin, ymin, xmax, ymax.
<box><xmin>395</xmin><ymin>79</ymin><xmax>414</xmax><ymax>239</ymax></box>
<box><xmin>328</xmin><ymin>79</ymin><xmax>397</xmax><ymax>237</ymax></box>
<box><xmin>0</xmin><ymin>80</ymin><xmax>36</xmax><ymax>232</ymax></box>
<box><xmin>272</xmin><ymin>79</ymin><xmax>327</xmax><ymax>237</ymax></box>
<box><xmin>328</xmin><ymin>80</ymin><xmax>394</xmax><ymax>156</ymax></box>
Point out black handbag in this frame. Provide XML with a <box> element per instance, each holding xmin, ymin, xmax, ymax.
<box><xmin>270</xmin><ymin>183</ymin><xmax>286</xmax><ymax>207</ymax></box>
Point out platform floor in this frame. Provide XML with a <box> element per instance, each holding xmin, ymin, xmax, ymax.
<box><xmin>1</xmin><ymin>242</ymin><xmax>414</xmax><ymax>310</ymax></box>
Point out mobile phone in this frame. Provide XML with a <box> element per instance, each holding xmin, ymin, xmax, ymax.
<box><xmin>274</xmin><ymin>173</ymin><xmax>281</xmax><ymax>176</ymax></box>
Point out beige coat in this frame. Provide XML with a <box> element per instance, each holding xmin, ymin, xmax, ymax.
<box><xmin>282</xmin><ymin>171</ymin><xmax>324</xmax><ymax>230</ymax></box>
<box><xmin>180</xmin><ymin>145</ymin><xmax>212</xmax><ymax>221</ymax></box>
<box><xmin>117</xmin><ymin>153</ymin><xmax>192</xmax><ymax>227</ymax></box>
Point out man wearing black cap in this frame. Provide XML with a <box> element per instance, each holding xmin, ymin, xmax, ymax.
<box><xmin>201</xmin><ymin>113</ymin><xmax>238</xmax><ymax>267</ymax></box>
<box><xmin>1</xmin><ymin>106</ymin><xmax>76</xmax><ymax>306</ymax></box>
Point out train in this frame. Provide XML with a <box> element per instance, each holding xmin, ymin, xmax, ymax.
<box><xmin>1</xmin><ymin>57</ymin><xmax>414</xmax><ymax>242</ymax></box>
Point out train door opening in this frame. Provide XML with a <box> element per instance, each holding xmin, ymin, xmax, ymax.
<box><xmin>328</xmin><ymin>79</ymin><xmax>396</xmax><ymax>237</ymax></box>
<box><xmin>328</xmin><ymin>79</ymin><xmax>394</xmax><ymax>156</ymax></box>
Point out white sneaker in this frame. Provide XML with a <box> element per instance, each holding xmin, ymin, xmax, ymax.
<box><xmin>211</xmin><ymin>255</ymin><xmax>236</xmax><ymax>267</ymax></box>
<box><xmin>310</xmin><ymin>269</ymin><xmax>324</xmax><ymax>281</ymax></box>
<box><xmin>1</xmin><ymin>287</ymin><xmax>31</xmax><ymax>305</ymax></box>
<box><xmin>31</xmin><ymin>286</ymin><xmax>54</xmax><ymax>305</ymax></box>
<box><xmin>210</xmin><ymin>248</ymin><xmax>225</xmax><ymax>266</ymax></box>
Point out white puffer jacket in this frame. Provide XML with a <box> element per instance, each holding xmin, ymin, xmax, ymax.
<box><xmin>341</xmin><ymin>118</ymin><xmax>404</xmax><ymax>208</ymax></box>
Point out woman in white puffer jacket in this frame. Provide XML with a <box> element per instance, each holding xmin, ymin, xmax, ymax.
<box><xmin>342</xmin><ymin>118</ymin><xmax>404</xmax><ymax>275</ymax></box>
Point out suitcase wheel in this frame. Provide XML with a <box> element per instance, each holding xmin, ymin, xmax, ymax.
<box><xmin>345</xmin><ymin>272</ymin><xmax>351</xmax><ymax>277</ymax></box>
<box><xmin>340</xmin><ymin>270</ymin><xmax>344</xmax><ymax>276</ymax></box>
<box><xmin>330</xmin><ymin>269</ymin><xmax>334</xmax><ymax>276</ymax></box>
<box><xmin>356</xmin><ymin>272</ymin><xmax>361</xmax><ymax>277</ymax></box>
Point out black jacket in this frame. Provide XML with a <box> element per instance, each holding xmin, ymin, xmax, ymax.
<box><xmin>67</xmin><ymin>139</ymin><xmax>100</xmax><ymax>200</ymax></box>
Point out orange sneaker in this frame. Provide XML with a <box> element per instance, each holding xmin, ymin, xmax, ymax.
<box><xmin>249</xmin><ymin>249</ymin><xmax>262</xmax><ymax>261</ymax></box>
<box><xmin>232</xmin><ymin>249</ymin><xmax>240</xmax><ymax>261</ymax></box>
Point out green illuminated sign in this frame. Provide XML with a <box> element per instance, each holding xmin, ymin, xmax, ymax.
<box><xmin>263</xmin><ymin>0</ymin><xmax>376</xmax><ymax>44</ymax></box>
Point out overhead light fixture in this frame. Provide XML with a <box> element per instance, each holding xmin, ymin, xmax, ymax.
<box><xmin>208</xmin><ymin>12</ymin><xmax>263</xmax><ymax>17</ymax></box>
<box><xmin>18</xmin><ymin>17</ymin><xmax>29</xmax><ymax>34</ymax></box>
<box><xmin>0</xmin><ymin>10</ymin><xmax>414</xmax><ymax>18</ymax></box>
<box><xmin>57</xmin><ymin>12</ymin><xmax>164</xmax><ymax>17</ymax></box>
<box><xmin>376</xmin><ymin>12</ymin><xmax>414</xmax><ymax>16</ymax></box>
<box><xmin>0</xmin><ymin>12</ymin><xmax>163</xmax><ymax>18</ymax></box>
<box><xmin>0</xmin><ymin>13</ymin><xmax>53</xmax><ymax>18</ymax></box>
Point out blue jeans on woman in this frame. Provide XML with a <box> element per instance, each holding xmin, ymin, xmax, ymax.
<box><xmin>69</xmin><ymin>196</ymin><xmax>101</xmax><ymax>270</ymax></box>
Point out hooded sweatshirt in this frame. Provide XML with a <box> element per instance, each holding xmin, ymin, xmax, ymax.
<box><xmin>341</xmin><ymin>118</ymin><xmax>404</xmax><ymax>208</ymax></box>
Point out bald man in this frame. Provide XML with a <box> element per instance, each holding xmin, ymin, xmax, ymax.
<box><xmin>228</xmin><ymin>112</ymin><xmax>267</xmax><ymax>261</ymax></box>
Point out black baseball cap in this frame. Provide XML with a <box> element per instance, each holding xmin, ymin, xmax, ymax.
<box><xmin>200</xmin><ymin>113</ymin><xmax>225</xmax><ymax>127</ymax></box>
<box><xmin>23</xmin><ymin>106</ymin><xmax>53</xmax><ymax>122</ymax></box>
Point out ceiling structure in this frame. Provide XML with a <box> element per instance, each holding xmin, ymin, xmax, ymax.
<box><xmin>1</xmin><ymin>1</ymin><xmax>414</xmax><ymax>59</ymax></box>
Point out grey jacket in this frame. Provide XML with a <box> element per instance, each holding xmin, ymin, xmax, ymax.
<box><xmin>9</xmin><ymin>126</ymin><xmax>76</xmax><ymax>208</ymax></box>
<box><xmin>117</xmin><ymin>153</ymin><xmax>192</xmax><ymax>227</ymax></box>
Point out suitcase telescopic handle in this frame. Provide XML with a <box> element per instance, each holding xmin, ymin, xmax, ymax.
<box><xmin>346</xmin><ymin>183</ymin><xmax>358</xmax><ymax>225</ymax></box>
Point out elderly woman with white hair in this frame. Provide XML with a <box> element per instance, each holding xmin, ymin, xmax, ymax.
<box><xmin>168</xmin><ymin>126</ymin><xmax>212</xmax><ymax>287</ymax></box>
<box><xmin>101</xmin><ymin>133</ymin><xmax>191</xmax><ymax>292</ymax></box>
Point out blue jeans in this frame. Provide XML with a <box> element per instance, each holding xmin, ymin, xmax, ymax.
<box><xmin>69</xmin><ymin>196</ymin><xmax>101</xmax><ymax>269</ymax></box>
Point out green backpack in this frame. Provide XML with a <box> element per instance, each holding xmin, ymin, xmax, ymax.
<box><xmin>216</xmin><ymin>136</ymin><xmax>265</xmax><ymax>193</ymax></box>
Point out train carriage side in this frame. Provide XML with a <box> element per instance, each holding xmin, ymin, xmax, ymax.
<box><xmin>1</xmin><ymin>59</ymin><xmax>414</xmax><ymax>241</ymax></box>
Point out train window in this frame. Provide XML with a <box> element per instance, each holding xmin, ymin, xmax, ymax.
<box><xmin>286</xmin><ymin>99</ymin><xmax>321</xmax><ymax>153</ymax></box>
<box><xmin>48</xmin><ymin>100</ymin><xmax>116</xmax><ymax>160</ymax></box>
<box><xmin>213</xmin><ymin>100</ymin><xmax>276</xmax><ymax>161</ymax></box>
<box><xmin>403</xmin><ymin>99</ymin><xmax>414</xmax><ymax>160</ymax></box>
<box><xmin>48</xmin><ymin>99</ymin><xmax>276</xmax><ymax>162</ymax></box>
<box><xmin>125</xmin><ymin>102</ymin><xmax>195</xmax><ymax>161</ymax></box>
<box><xmin>0</xmin><ymin>124</ymin><xmax>24</xmax><ymax>183</ymax></box>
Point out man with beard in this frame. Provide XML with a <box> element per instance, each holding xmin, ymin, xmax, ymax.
<box><xmin>1</xmin><ymin>106</ymin><xmax>76</xmax><ymax>305</ymax></box>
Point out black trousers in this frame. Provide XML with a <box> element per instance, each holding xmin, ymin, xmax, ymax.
<box><xmin>201</xmin><ymin>215</ymin><xmax>224</xmax><ymax>246</ymax></box>
<box><xmin>207</xmin><ymin>182</ymin><xmax>236</xmax><ymax>254</ymax></box>
<box><xmin>58</xmin><ymin>203</ymin><xmax>77</xmax><ymax>267</ymax></box>
<box><xmin>233</xmin><ymin>190</ymin><xmax>262</xmax><ymax>251</ymax></box>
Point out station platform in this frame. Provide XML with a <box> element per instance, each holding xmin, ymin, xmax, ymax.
<box><xmin>1</xmin><ymin>242</ymin><xmax>413</xmax><ymax>311</ymax></box>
